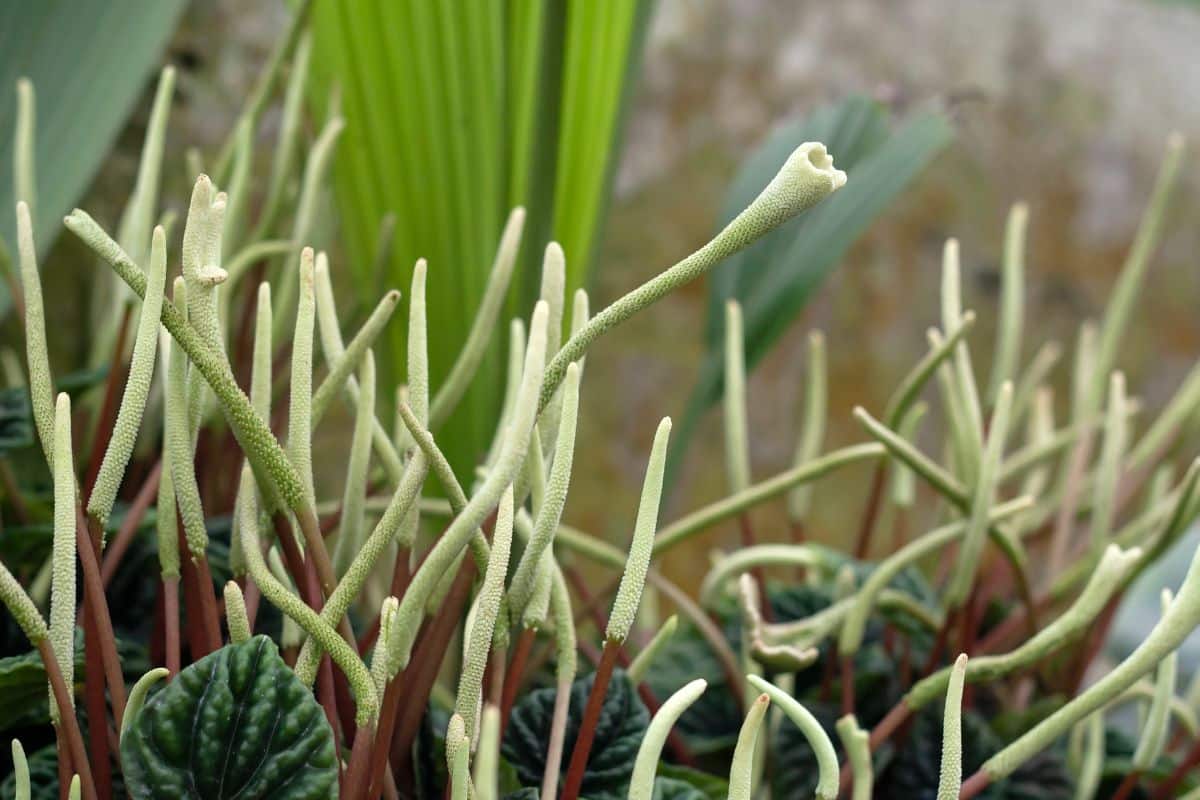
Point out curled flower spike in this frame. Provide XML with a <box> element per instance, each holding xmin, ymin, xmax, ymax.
<box><xmin>164</xmin><ymin>279</ymin><xmax>207</xmax><ymax>558</ymax></box>
<box><xmin>0</xmin><ymin>557</ymin><xmax>48</xmax><ymax>644</ymax></box>
<box><xmin>627</xmin><ymin>615</ymin><xmax>679</xmax><ymax>686</ymax></box>
<box><xmin>541</xmin><ymin>142</ymin><xmax>845</xmax><ymax>412</ymax></box>
<box><xmin>89</xmin><ymin>225</ymin><xmax>168</xmax><ymax>529</ymax></box>
<box><xmin>607</xmin><ymin>417</ymin><xmax>672</xmax><ymax>644</ymax></box>
<box><xmin>224</xmin><ymin>581</ymin><xmax>251</xmax><ymax>643</ymax></box>
<box><xmin>474</xmin><ymin>704</ymin><xmax>502</xmax><ymax>800</ymax></box>
<box><xmin>370</xmin><ymin>596</ymin><xmax>398</xmax><ymax>697</ymax></box>
<box><xmin>729</xmin><ymin>692</ymin><xmax>771</xmax><ymax>800</ymax></box>
<box><xmin>748</xmin><ymin>674</ymin><xmax>839</xmax><ymax>799</ymax></box>
<box><xmin>508</xmin><ymin>362</ymin><xmax>580</xmax><ymax>618</ymax></box>
<box><xmin>16</xmin><ymin>201</ymin><xmax>54</xmax><ymax>468</ymax></box>
<box><xmin>724</xmin><ymin>300</ymin><xmax>751</xmax><ymax>493</ymax></box>
<box><xmin>788</xmin><ymin>331</ymin><xmax>826</xmax><ymax>522</ymax></box>
<box><xmin>836</xmin><ymin>715</ymin><xmax>872</xmax><ymax>800</ymax></box>
<box><xmin>235</xmin><ymin>465</ymin><xmax>378</xmax><ymax>724</ymax></box>
<box><xmin>430</xmin><ymin>207</ymin><xmax>526</xmax><ymax>430</ymax></box>
<box><xmin>455</xmin><ymin>486</ymin><xmax>514</xmax><ymax>742</ymax></box>
<box><xmin>627</xmin><ymin>678</ymin><xmax>707</xmax><ymax>800</ymax></box>
<box><xmin>121</xmin><ymin>668</ymin><xmax>169</xmax><ymax>741</ymax></box>
<box><xmin>48</xmin><ymin>393</ymin><xmax>75</xmax><ymax>724</ymax></box>
<box><xmin>936</xmin><ymin>654</ymin><xmax>969</xmax><ymax>800</ymax></box>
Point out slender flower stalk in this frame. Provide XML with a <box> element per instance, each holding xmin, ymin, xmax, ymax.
<box><xmin>627</xmin><ymin>679</ymin><xmax>707</xmax><ymax>800</ymax></box>
<box><xmin>333</xmin><ymin>351</ymin><xmax>376</xmax><ymax>576</ymax></box>
<box><xmin>724</xmin><ymin>300</ymin><xmax>751</xmax><ymax>493</ymax></box>
<box><xmin>120</xmin><ymin>668</ymin><xmax>169</xmax><ymax>741</ymax></box>
<box><xmin>988</xmin><ymin>202</ymin><xmax>1027</xmax><ymax>404</ymax></box>
<box><xmin>626</xmin><ymin>615</ymin><xmax>678</xmax><ymax>685</ymax></box>
<box><xmin>16</xmin><ymin>201</ymin><xmax>54</xmax><ymax>467</ymax></box>
<box><xmin>48</xmin><ymin>394</ymin><xmax>75</xmax><ymax>724</ymax></box>
<box><xmin>728</xmin><ymin>693</ymin><xmax>771</xmax><ymax>800</ymax></box>
<box><xmin>936</xmin><ymin>654</ymin><xmax>969</xmax><ymax>800</ymax></box>
<box><xmin>788</xmin><ymin>331</ymin><xmax>826</xmax><ymax>525</ymax></box>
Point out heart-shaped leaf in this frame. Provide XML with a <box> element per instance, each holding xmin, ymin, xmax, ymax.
<box><xmin>503</xmin><ymin>668</ymin><xmax>648</xmax><ymax>800</ymax></box>
<box><xmin>121</xmin><ymin>635</ymin><xmax>337</xmax><ymax>800</ymax></box>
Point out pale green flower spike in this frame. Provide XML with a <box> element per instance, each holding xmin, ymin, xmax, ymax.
<box><xmin>333</xmin><ymin>350</ymin><xmax>376</xmax><ymax>576</ymax></box>
<box><xmin>980</xmin><ymin>530</ymin><xmax>1200</xmax><ymax>784</ymax></box>
<box><xmin>68</xmin><ymin>775</ymin><xmax>80</xmax><ymax>800</ymax></box>
<box><xmin>508</xmin><ymin>362</ymin><xmax>581</xmax><ymax>618</ymax></box>
<box><xmin>607</xmin><ymin>417</ymin><xmax>672</xmax><ymax>644</ymax></box>
<box><xmin>537</xmin><ymin>242</ymin><xmax>567</xmax><ymax>453</ymax></box>
<box><xmin>936</xmin><ymin>654</ymin><xmax>969</xmax><ymax>800</ymax></box>
<box><xmin>1072</xmin><ymin>713</ymin><xmax>1105</xmax><ymax>800</ymax></box>
<box><xmin>723</xmin><ymin>301</ymin><xmax>751</xmax><ymax>493</ymax></box>
<box><xmin>941</xmin><ymin>239</ymin><xmax>984</xmax><ymax>449</ymax></box>
<box><xmin>48</xmin><ymin>393</ymin><xmax>75</xmax><ymax>724</ymax></box>
<box><xmin>907</xmin><ymin>544</ymin><xmax>1140</xmax><ymax>712</ymax></box>
<box><xmin>839</xmin><ymin>497</ymin><xmax>1031</xmax><ymax>658</ymax></box>
<box><xmin>1132</xmin><ymin>588</ymin><xmax>1177</xmax><ymax>770</ymax></box>
<box><xmin>429</xmin><ymin>207</ymin><xmax>526</xmax><ymax>430</ymax></box>
<box><xmin>155</xmin><ymin>408</ymin><xmax>180</xmax><ymax>579</ymax></box>
<box><xmin>447</xmin><ymin>713</ymin><xmax>472</xmax><ymax>800</ymax></box>
<box><xmin>788</xmin><ymin>331</ymin><xmax>826</xmax><ymax>522</ymax></box>
<box><xmin>520</xmin><ymin>553</ymin><xmax>555</xmax><ymax>630</ymax></box>
<box><xmin>224</xmin><ymin>581</ymin><xmax>251</xmax><ymax>644</ymax></box>
<box><xmin>456</xmin><ymin>486</ymin><xmax>514</xmax><ymax>742</ymax></box>
<box><xmin>474</xmin><ymin>705</ymin><xmax>501</xmax><ymax>800</ymax></box>
<box><xmin>370</xmin><ymin>597</ymin><xmax>399</xmax><ymax>697</ymax></box>
<box><xmin>407</xmin><ymin>259</ymin><xmax>430</xmax><ymax>426</ymax></box>
<box><xmin>485</xmin><ymin>319</ymin><xmax>527</xmax><ymax>468</ymax></box>
<box><xmin>252</xmin><ymin>282</ymin><xmax>273</xmax><ymax>422</ymax></box>
<box><xmin>16</xmin><ymin>202</ymin><xmax>54</xmax><ymax>467</ymax></box>
<box><xmin>627</xmin><ymin>615</ymin><xmax>678</xmax><ymax>686</ymax></box>
<box><xmin>286</xmin><ymin>248</ymin><xmax>317</xmax><ymax>508</ymax></box>
<box><xmin>889</xmin><ymin>402</ymin><xmax>927</xmax><ymax>507</ymax></box>
<box><xmin>541</xmin><ymin>143</ymin><xmax>846</xmax><ymax>412</ymax></box>
<box><xmin>181</xmin><ymin>178</ymin><xmax>229</xmax><ymax>432</ymax></box>
<box><xmin>15</xmin><ymin>78</ymin><xmax>35</xmax><ymax>214</ymax></box>
<box><xmin>747</xmin><ymin>674</ymin><xmax>839</xmax><ymax>799</ymax></box>
<box><xmin>946</xmin><ymin>381</ymin><xmax>1014</xmax><ymax>608</ymax></box>
<box><xmin>165</xmin><ymin>278</ymin><xmax>208</xmax><ymax>558</ymax></box>
<box><xmin>388</xmin><ymin>301</ymin><xmax>549</xmax><ymax>675</ymax></box>
<box><xmin>12</xmin><ymin>738</ymin><xmax>30</xmax><ymax>800</ymax></box>
<box><xmin>836</xmin><ymin>715</ymin><xmax>872</xmax><ymax>800</ymax></box>
<box><xmin>275</xmin><ymin>115</ymin><xmax>344</xmax><ymax>328</ymax></box>
<box><xmin>627</xmin><ymin>678</ymin><xmax>707</xmax><ymax>800</ymax></box>
<box><xmin>310</xmin><ymin>253</ymin><xmax>403</xmax><ymax>478</ymax></box>
<box><xmin>1091</xmin><ymin>133</ymin><xmax>1185</xmax><ymax>407</ymax></box>
<box><xmin>569</xmin><ymin>289</ymin><xmax>590</xmax><ymax>374</ymax></box>
<box><xmin>236</xmin><ymin>465</ymin><xmax>378</xmax><ymax>723</ymax></box>
<box><xmin>728</xmin><ymin>692</ymin><xmax>770</xmax><ymax>800</ymax></box>
<box><xmin>1130</xmin><ymin>357</ymin><xmax>1200</xmax><ymax>471</ymax></box>
<box><xmin>1089</xmin><ymin>372</ymin><xmax>1127</xmax><ymax>560</ymax></box>
<box><xmin>65</xmin><ymin>210</ymin><xmax>311</xmax><ymax>520</ymax></box>
<box><xmin>549</xmin><ymin>564</ymin><xmax>577</xmax><ymax>684</ymax></box>
<box><xmin>121</xmin><ymin>668</ymin><xmax>169</xmax><ymax>741</ymax></box>
<box><xmin>988</xmin><ymin>202</ymin><xmax>1027</xmax><ymax>404</ymax></box>
<box><xmin>0</xmin><ymin>556</ymin><xmax>48</xmax><ymax>644</ymax></box>
<box><xmin>883</xmin><ymin>313</ymin><xmax>976</xmax><ymax>429</ymax></box>
<box><xmin>89</xmin><ymin>225</ymin><xmax>168</xmax><ymax>528</ymax></box>
<box><xmin>653</xmin><ymin>443</ymin><xmax>885</xmax><ymax>556</ymax></box>
<box><xmin>117</xmin><ymin>66</ymin><xmax>174</xmax><ymax>267</ymax></box>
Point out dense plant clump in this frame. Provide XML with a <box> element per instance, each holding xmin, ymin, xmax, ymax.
<box><xmin>2</xmin><ymin>12</ymin><xmax>1199</xmax><ymax>800</ymax></box>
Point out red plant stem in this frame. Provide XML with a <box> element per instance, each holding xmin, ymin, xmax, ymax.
<box><xmin>500</xmin><ymin>628</ymin><xmax>537</xmax><ymax>733</ymax></box>
<box><xmin>56</xmin><ymin>727</ymin><xmax>73</xmax><ymax>800</ymax></box>
<box><xmin>561</xmin><ymin>639</ymin><xmax>622</xmax><ymax>800</ymax></box>
<box><xmin>83</xmin><ymin>602</ymin><xmax>113</xmax><ymax>800</ymax></box>
<box><xmin>564</xmin><ymin>564</ymin><xmax>611</xmax><ymax>637</ymax></box>
<box><xmin>487</xmin><ymin>648</ymin><xmax>507</xmax><ymax>709</ymax></box>
<box><xmin>38</xmin><ymin>639</ymin><xmax>97</xmax><ymax>800</ymax></box>
<box><xmin>1112</xmin><ymin>771</ymin><xmax>1141</xmax><ymax>800</ymax></box>
<box><xmin>0</xmin><ymin>459</ymin><xmax>31</xmax><ymax>523</ymax></box>
<box><xmin>840</xmin><ymin>655</ymin><xmax>855</xmax><ymax>716</ymax></box>
<box><xmin>1152</xmin><ymin>736</ymin><xmax>1200</xmax><ymax>798</ymax></box>
<box><xmin>922</xmin><ymin>608</ymin><xmax>958</xmax><ymax>677</ymax></box>
<box><xmin>163</xmin><ymin>576</ymin><xmax>181</xmax><ymax>676</ymax></box>
<box><xmin>190</xmin><ymin>554</ymin><xmax>224</xmax><ymax>654</ymax></box>
<box><xmin>959</xmin><ymin>769</ymin><xmax>991</xmax><ymax>799</ymax></box>
<box><xmin>342</xmin><ymin>721</ymin><xmax>376</xmax><ymax>800</ymax></box>
<box><xmin>77</xmin><ymin>514</ymin><xmax>127</xmax><ymax>728</ymax></box>
<box><xmin>84</xmin><ymin>305</ymin><xmax>133</xmax><ymax>500</ymax></box>
<box><xmin>178</xmin><ymin>548</ymin><xmax>207</xmax><ymax>660</ymax></box>
<box><xmin>358</xmin><ymin>615</ymin><xmax>382</xmax><ymax>656</ymax></box>
<box><xmin>99</xmin><ymin>460</ymin><xmax>162</xmax><ymax>586</ymax></box>
<box><xmin>316</xmin><ymin>653</ymin><xmax>343</xmax><ymax>749</ymax></box>
<box><xmin>853</xmin><ymin>462</ymin><xmax>886</xmax><ymax>558</ymax></box>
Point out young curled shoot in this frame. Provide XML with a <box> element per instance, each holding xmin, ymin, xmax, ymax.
<box><xmin>747</xmin><ymin>675</ymin><xmax>839</xmax><ymax>800</ymax></box>
<box><xmin>627</xmin><ymin>679</ymin><xmax>707</xmax><ymax>800</ymax></box>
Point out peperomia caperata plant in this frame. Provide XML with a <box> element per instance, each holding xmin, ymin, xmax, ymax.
<box><xmin>2</xmin><ymin>12</ymin><xmax>1199</xmax><ymax>800</ymax></box>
